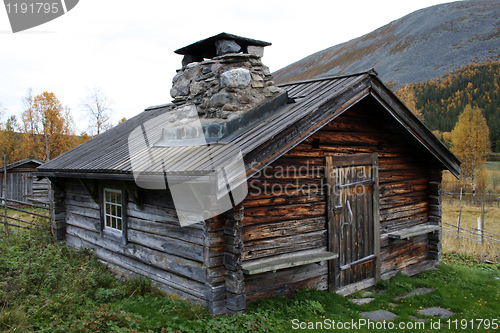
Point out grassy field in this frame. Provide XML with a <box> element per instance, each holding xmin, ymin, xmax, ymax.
<box><xmin>442</xmin><ymin>198</ymin><xmax>500</xmax><ymax>235</ymax></box>
<box><xmin>1</xmin><ymin>227</ymin><xmax>499</xmax><ymax>332</ymax></box>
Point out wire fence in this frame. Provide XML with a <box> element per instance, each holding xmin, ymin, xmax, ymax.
<box><xmin>1</xmin><ymin>196</ymin><xmax>50</xmax><ymax>232</ymax></box>
<box><xmin>443</xmin><ymin>221</ymin><xmax>500</xmax><ymax>245</ymax></box>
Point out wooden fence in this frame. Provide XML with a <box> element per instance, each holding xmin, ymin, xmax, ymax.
<box><xmin>443</xmin><ymin>221</ymin><xmax>500</xmax><ymax>245</ymax></box>
<box><xmin>1</xmin><ymin>196</ymin><xmax>50</xmax><ymax>232</ymax></box>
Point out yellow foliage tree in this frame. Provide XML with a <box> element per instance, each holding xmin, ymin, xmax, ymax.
<box><xmin>0</xmin><ymin>116</ymin><xmax>22</xmax><ymax>164</ymax></box>
<box><xmin>394</xmin><ymin>84</ymin><xmax>425</xmax><ymax>123</ymax></box>
<box><xmin>21</xmin><ymin>92</ymin><xmax>76</xmax><ymax>162</ymax></box>
<box><xmin>451</xmin><ymin>104</ymin><xmax>491</xmax><ymax>195</ymax></box>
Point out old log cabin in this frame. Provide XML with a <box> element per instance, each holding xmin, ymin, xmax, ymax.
<box><xmin>37</xmin><ymin>33</ymin><xmax>460</xmax><ymax>315</ymax></box>
<box><xmin>1</xmin><ymin>158</ymin><xmax>49</xmax><ymax>204</ymax></box>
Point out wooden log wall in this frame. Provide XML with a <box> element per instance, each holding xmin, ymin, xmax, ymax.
<box><xmin>223</xmin><ymin>205</ymin><xmax>245</xmax><ymax>315</ymax></box>
<box><xmin>242</xmin><ymin>99</ymin><xmax>443</xmax><ymax>299</ymax></box>
<box><xmin>243</xmin><ymin>155</ymin><xmax>329</xmax><ymax>301</ymax></box>
<box><xmin>62</xmin><ymin>178</ymin><xmax>226</xmax><ymax>312</ymax></box>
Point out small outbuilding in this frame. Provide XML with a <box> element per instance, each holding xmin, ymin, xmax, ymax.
<box><xmin>1</xmin><ymin>158</ymin><xmax>49</xmax><ymax>204</ymax></box>
<box><xmin>37</xmin><ymin>33</ymin><xmax>460</xmax><ymax>315</ymax></box>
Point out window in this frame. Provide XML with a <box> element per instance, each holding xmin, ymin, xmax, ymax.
<box><xmin>102</xmin><ymin>187</ymin><xmax>127</xmax><ymax>244</ymax></box>
<box><xmin>104</xmin><ymin>188</ymin><xmax>123</xmax><ymax>232</ymax></box>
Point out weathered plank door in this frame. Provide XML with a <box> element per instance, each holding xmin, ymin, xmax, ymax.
<box><xmin>326</xmin><ymin>153</ymin><xmax>380</xmax><ymax>293</ymax></box>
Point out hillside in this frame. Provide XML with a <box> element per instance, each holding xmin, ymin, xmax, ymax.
<box><xmin>273</xmin><ymin>0</ymin><xmax>500</xmax><ymax>87</ymax></box>
<box><xmin>405</xmin><ymin>60</ymin><xmax>500</xmax><ymax>151</ymax></box>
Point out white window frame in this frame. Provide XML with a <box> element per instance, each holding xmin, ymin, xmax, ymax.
<box><xmin>102</xmin><ymin>187</ymin><xmax>125</xmax><ymax>241</ymax></box>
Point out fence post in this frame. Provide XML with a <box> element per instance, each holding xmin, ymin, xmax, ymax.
<box><xmin>3</xmin><ymin>155</ymin><xmax>8</xmax><ymax>235</ymax></box>
<box><xmin>481</xmin><ymin>182</ymin><xmax>485</xmax><ymax>244</ymax></box>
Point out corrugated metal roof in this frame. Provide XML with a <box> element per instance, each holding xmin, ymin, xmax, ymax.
<box><xmin>37</xmin><ymin>71</ymin><xmax>461</xmax><ymax>179</ymax></box>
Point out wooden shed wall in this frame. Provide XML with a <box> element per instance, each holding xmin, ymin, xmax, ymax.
<box><xmin>0</xmin><ymin>173</ymin><xmax>48</xmax><ymax>203</ymax></box>
<box><xmin>62</xmin><ymin>179</ymin><xmax>223</xmax><ymax>308</ymax></box>
<box><xmin>242</xmin><ymin>100</ymin><xmax>442</xmax><ymax>300</ymax></box>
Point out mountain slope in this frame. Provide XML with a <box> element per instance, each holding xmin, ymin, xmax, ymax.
<box><xmin>273</xmin><ymin>0</ymin><xmax>500</xmax><ymax>86</ymax></box>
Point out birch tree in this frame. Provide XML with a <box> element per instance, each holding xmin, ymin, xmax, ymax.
<box><xmin>451</xmin><ymin>104</ymin><xmax>491</xmax><ymax>195</ymax></box>
<box><xmin>81</xmin><ymin>86</ymin><xmax>113</xmax><ymax>136</ymax></box>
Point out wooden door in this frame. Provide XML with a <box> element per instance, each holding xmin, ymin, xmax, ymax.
<box><xmin>326</xmin><ymin>154</ymin><xmax>380</xmax><ymax>292</ymax></box>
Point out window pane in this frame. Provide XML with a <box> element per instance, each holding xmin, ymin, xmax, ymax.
<box><xmin>104</xmin><ymin>189</ymin><xmax>124</xmax><ymax>233</ymax></box>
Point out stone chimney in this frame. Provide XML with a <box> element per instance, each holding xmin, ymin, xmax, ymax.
<box><xmin>169</xmin><ymin>33</ymin><xmax>286</xmax><ymax>123</ymax></box>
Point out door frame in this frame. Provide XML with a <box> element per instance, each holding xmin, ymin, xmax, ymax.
<box><xmin>326</xmin><ymin>153</ymin><xmax>380</xmax><ymax>292</ymax></box>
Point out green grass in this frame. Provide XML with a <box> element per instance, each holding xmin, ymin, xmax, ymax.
<box><xmin>1</xmin><ymin>226</ymin><xmax>499</xmax><ymax>332</ymax></box>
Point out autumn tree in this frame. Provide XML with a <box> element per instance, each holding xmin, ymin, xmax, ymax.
<box><xmin>81</xmin><ymin>86</ymin><xmax>113</xmax><ymax>136</ymax></box>
<box><xmin>451</xmin><ymin>104</ymin><xmax>491</xmax><ymax>195</ymax></box>
<box><xmin>394</xmin><ymin>84</ymin><xmax>425</xmax><ymax>123</ymax></box>
<box><xmin>21</xmin><ymin>92</ymin><xmax>76</xmax><ymax>161</ymax></box>
<box><xmin>0</xmin><ymin>102</ymin><xmax>5</xmax><ymax>166</ymax></box>
<box><xmin>0</xmin><ymin>116</ymin><xmax>21</xmax><ymax>164</ymax></box>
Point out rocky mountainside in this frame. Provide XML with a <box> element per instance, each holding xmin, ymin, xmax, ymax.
<box><xmin>273</xmin><ymin>0</ymin><xmax>500</xmax><ymax>87</ymax></box>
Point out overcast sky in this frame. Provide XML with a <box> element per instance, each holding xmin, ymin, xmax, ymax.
<box><xmin>0</xmin><ymin>0</ymin><xmax>456</xmax><ymax>132</ymax></box>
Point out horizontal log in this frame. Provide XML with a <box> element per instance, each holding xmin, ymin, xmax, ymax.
<box><xmin>66</xmin><ymin>225</ymin><xmax>207</xmax><ymax>283</ymax></box>
<box><xmin>66</xmin><ymin>212</ymin><xmax>100</xmax><ymax>233</ymax></box>
<box><xmin>244</xmin><ymin>262</ymin><xmax>328</xmax><ymax>294</ymax></box>
<box><xmin>243</xmin><ymin>217</ymin><xmax>325</xmax><ymax>242</ymax></box>
<box><xmin>246</xmin><ymin>275</ymin><xmax>327</xmax><ymax>303</ymax></box>
<box><xmin>243</xmin><ymin>240</ymin><xmax>327</xmax><ymax>261</ymax></box>
<box><xmin>100</xmin><ymin>260</ymin><xmax>205</xmax><ymax>304</ymax></box>
<box><xmin>380</xmin><ymin>202</ymin><xmax>428</xmax><ymax>222</ymax></box>
<box><xmin>206</xmin><ymin>266</ymin><xmax>225</xmax><ymax>285</ymax></box>
<box><xmin>379</xmin><ymin>191</ymin><xmax>428</xmax><ymax>210</ymax></box>
<box><xmin>242</xmin><ymin>251</ymin><xmax>337</xmax><ymax>275</ymax></box>
<box><xmin>66</xmin><ymin>234</ymin><xmax>207</xmax><ymax>301</ymax></box>
<box><xmin>66</xmin><ymin>203</ymin><xmax>100</xmax><ymax>219</ymax></box>
<box><xmin>244</xmin><ymin>230</ymin><xmax>327</xmax><ymax>253</ymax></box>
<box><xmin>379</xmin><ymin>170</ymin><xmax>429</xmax><ymax>183</ymax></box>
<box><xmin>65</xmin><ymin>192</ymin><xmax>100</xmax><ymax>210</ymax></box>
<box><xmin>380</xmin><ymin>213</ymin><xmax>429</xmax><ymax>234</ymax></box>
<box><xmin>246</xmin><ymin>185</ymin><xmax>323</xmax><ymax>201</ymax></box>
<box><xmin>127</xmin><ymin>229</ymin><xmax>204</xmax><ymax>262</ymax></box>
<box><xmin>127</xmin><ymin>216</ymin><xmax>210</xmax><ymax>246</ymax></box>
<box><xmin>205</xmin><ymin>283</ymin><xmax>225</xmax><ymax>302</ymax></box>
<box><xmin>401</xmin><ymin>259</ymin><xmax>438</xmax><ymax>276</ymax></box>
<box><xmin>225</xmin><ymin>270</ymin><xmax>245</xmax><ymax>294</ymax></box>
<box><xmin>243</xmin><ymin>203</ymin><xmax>325</xmax><ymax>226</ymax></box>
<box><xmin>243</xmin><ymin>193</ymin><xmax>325</xmax><ymax>208</ymax></box>
<box><xmin>206</xmin><ymin>299</ymin><xmax>226</xmax><ymax>316</ymax></box>
<box><xmin>288</xmin><ymin>144</ymin><xmax>414</xmax><ymax>159</ymax></box>
<box><xmin>313</xmin><ymin>131</ymin><xmax>407</xmax><ymax>147</ymax></box>
<box><xmin>226</xmin><ymin>293</ymin><xmax>246</xmax><ymax>312</ymax></box>
<box><xmin>250</xmin><ymin>165</ymin><xmax>325</xmax><ymax>180</ymax></box>
<box><xmin>321</xmin><ymin>116</ymin><xmax>398</xmax><ymax>133</ymax></box>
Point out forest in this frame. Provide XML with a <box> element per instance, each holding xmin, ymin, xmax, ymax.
<box><xmin>0</xmin><ymin>87</ymin><xmax>118</xmax><ymax>167</ymax></box>
<box><xmin>394</xmin><ymin>61</ymin><xmax>500</xmax><ymax>152</ymax></box>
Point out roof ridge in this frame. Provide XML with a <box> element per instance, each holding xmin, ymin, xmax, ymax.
<box><xmin>276</xmin><ymin>68</ymin><xmax>378</xmax><ymax>87</ymax></box>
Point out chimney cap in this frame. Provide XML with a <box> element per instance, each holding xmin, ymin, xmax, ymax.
<box><xmin>174</xmin><ymin>32</ymin><xmax>271</xmax><ymax>59</ymax></box>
